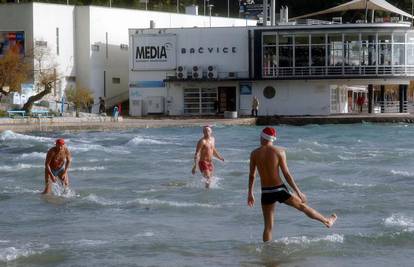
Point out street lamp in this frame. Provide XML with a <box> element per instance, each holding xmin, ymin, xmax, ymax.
<box><xmin>177</xmin><ymin>0</ymin><xmax>179</xmax><ymax>13</ymax></box>
<box><xmin>208</xmin><ymin>4</ymin><xmax>214</xmax><ymax>27</ymax></box>
<box><xmin>228</xmin><ymin>0</ymin><xmax>230</xmax><ymax>17</ymax></box>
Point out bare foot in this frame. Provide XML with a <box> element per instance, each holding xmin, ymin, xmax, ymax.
<box><xmin>325</xmin><ymin>214</ymin><xmax>337</xmax><ymax>228</ymax></box>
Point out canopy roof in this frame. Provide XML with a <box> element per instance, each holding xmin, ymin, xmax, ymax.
<box><xmin>292</xmin><ymin>0</ymin><xmax>413</xmax><ymax>20</ymax></box>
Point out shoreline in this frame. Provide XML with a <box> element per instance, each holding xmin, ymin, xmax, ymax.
<box><xmin>1</xmin><ymin>113</ymin><xmax>414</xmax><ymax>133</ymax></box>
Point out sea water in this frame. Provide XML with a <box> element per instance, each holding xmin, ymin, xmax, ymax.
<box><xmin>0</xmin><ymin>124</ymin><xmax>413</xmax><ymax>267</ymax></box>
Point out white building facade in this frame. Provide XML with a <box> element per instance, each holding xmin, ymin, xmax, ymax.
<box><xmin>0</xmin><ymin>2</ymin><xmax>255</xmax><ymax>111</ymax></box>
<box><xmin>129</xmin><ymin>22</ymin><xmax>414</xmax><ymax>116</ymax></box>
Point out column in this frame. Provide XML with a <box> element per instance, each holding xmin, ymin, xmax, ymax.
<box><xmin>399</xmin><ymin>85</ymin><xmax>408</xmax><ymax>113</ymax></box>
<box><xmin>368</xmin><ymin>84</ymin><xmax>373</xmax><ymax>113</ymax></box>
<box><xmin>380</xmin><ymin>85</ymin><xmax>385</xmax><ymax>113</ymax></box>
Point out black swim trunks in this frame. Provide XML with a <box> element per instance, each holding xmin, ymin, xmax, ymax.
<box><xmin>261</xmin><ymin>184</ymin><xmax>292</xmax><ymax>205</ymax></box>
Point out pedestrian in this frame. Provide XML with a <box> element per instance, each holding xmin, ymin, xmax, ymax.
<box><xmin>251</xmin><ymin>96</ymin><xmax>259</xmax><ymax>117</ymax></box>
<box><xmin>99</xmin><ymin>97</ymin><xmax>106</xmax><ymax>114</ymax></box>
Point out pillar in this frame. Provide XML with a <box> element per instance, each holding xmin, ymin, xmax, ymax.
<box><xmin>368</xmin><ymin>84</ymin><xmax>373</xmax><ymax>113</ymax></box>
<box><xmin>399</xmin><ymin>85</ymin><xmax>408</xmax><ymax>113</ymax></box>
<box><xmin>380</xmin><ymin>85</ymin><xmax>385</xmax><ymax>113</ymax></box>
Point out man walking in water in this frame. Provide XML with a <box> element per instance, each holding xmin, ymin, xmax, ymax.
<box><xmin>192</xmin><ymin>125</ymin><xmax>224</xmax><ymax>188</ymax></box>
<box><xmin>42</xmin><ymin>139</ymin><xmax>72</xmax><ymax>194</ymax></box>
<box><xmin>248</xmin><ymin>127</ymin><xmax>337</xmax><ymax>242</ymax></box>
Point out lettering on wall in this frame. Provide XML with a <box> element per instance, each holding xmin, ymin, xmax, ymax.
<box><xmin>181</xmin><ymin>46</ymin><xmax>237</xmax><ymax>55</ymax></box>
<box><xmin>132</xmin><ymin>35</ymin><xmax>176</xmax><ymax>70</ymax></box>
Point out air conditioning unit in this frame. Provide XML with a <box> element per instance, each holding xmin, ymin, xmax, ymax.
<box><xmin>176</xmin><ymin>66</ymin><xmax>187</xmax><ymax>79</ymax></box>
<box><xmin>207</xmin><ymin>65</ymin><xmax>217</xmax><ymax>79</ymax></box>
<box><xmin>192</xmin><ymin>65</ymin><xmax>203</xmax><ymax>79</ymax></box>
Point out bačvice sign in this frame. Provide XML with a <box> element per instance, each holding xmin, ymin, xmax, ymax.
<box><xmin>132</xmin><ymin>34</ymin><xmax>176</xmax><ymax>70</ymax></box>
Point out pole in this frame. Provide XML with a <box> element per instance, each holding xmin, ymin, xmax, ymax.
<box><xmin>109</xmin><ymin>0</ymin><xmax>112</xmax><ymax>8</ymax></box>
<box><xmin>177</xmin><ymin>0</ymin><xmax>179</xmax><ymax>13</ymax></box>
<box><xmin>365</xmin><ymin>0</ymin><xmax>369</xmax><ymax>23</ymax></box>
<box><xmin>412</xmin><ymin>0</ymin><xmax>413</xmax><ymax>26</ymax></box>
<box><xmin>228</xmin><ymin>0</ymin><xmax>230</xmax><ymax>17</ymax></box>
<box><xmin>204</xmin><ymin>0</ymin><xmax>206</xmax><ymax>16</ymax></box>
<box><xmin>209</xmin><ymin>4</ymin><xmax>213</xmax><ymax>27</ymax></box>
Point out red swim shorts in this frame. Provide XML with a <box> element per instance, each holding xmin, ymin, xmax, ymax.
<box><xmin>198</xmin><ymin>161</ymin><xmax>214</xmax><ymax>173</ymax></box>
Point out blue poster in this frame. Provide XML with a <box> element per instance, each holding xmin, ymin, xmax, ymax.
<box><xmin>240</xmin><ymin>82</ymin><xmax>252</xmax><ymax>95</ymax></box>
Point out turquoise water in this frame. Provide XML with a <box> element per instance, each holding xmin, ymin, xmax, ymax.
<box><xmin>0</xmin><ymin>124</ymin><xmax>414</xmax><ymax>266</ymax></box>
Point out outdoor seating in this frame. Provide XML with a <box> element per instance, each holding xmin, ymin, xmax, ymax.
<box><xmin>7</xmin><ymin>110</ymin><xmax>26</xmax><ymax>118</ymax></box>
<box><xmin>31</xmin><ymin>110</ymin><xmax>52</xmax><ymax>118</ymax></box>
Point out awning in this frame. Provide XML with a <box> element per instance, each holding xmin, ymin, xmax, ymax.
<box><xmin>292</xmin><ymin>0</ymin><xmax>414</xmax><ymax>20</ymax></box>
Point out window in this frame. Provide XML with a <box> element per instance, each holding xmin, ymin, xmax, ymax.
<box><xmin>361</xmin><ymin>34</ymin><xmax>376</xmax><ymax>66</ymax></box>
<box><xmin>378</xmin><ymin>34</ymin><xmax>392</xmax><ymax>65</ymax></box>
<box><xmin>344</xmin><ymin>34</ymin><xmax>360</xmax><ymax>66</ymax></box>
<box><xmin>311</xmin><ymin>34</ymin><xmax>326</xmax><ymax>66</ymax></box>
<box><xmin>183</xmin><ymin>88</ymin><xmax>217</xmax><ymax>114</ymax></box>
<box><xmin>112</xmin><ymin>77</ymin><xmax>120</xmax><ymax>84</ymax></box>
<box><xmin>262</xmin><ymin>33</ymin><xmax>277</xmax><ymax>76</ymax></box>
<box><xmin>393</xmin><ymin>33</ymin><xmax>405</xmax><ymax>65</ymax></box>
<box><xmin>263</xmin><ymin>86</ymin><xmax>276</xmax><ymax>99</ymax></box>
<box><xmin>295</xmin><ymin>35</ymin><xmax>309</xmax><ymax>67</ymax></box>
<box><xmin>278</xmin><ymin>34</ymin><xmax>293</xmax><ymax>67</ymax></box>
<box><xmin>35</xmin><ymin>40</ymin><xmax>47</xmax><ymax>47</ymax></box>
<box><xmin>120</xmin><ymin>44</ymin><xmax>128</xmax><ymax>50</ymax></box>
<box><xmin>328</xmin><ymin>34</ymin><xmax>343</xmax><ymax>66</ymax></box>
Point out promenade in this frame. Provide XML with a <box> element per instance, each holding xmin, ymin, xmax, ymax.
<box><xmin>1</xmin><ymin>113</ymin><xmax>414</xmax><ymax>133</ymax></box>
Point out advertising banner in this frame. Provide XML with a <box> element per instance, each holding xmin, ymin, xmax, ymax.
<box><xmin>0</xmin><ymin>31</ymin><xmax>25</xmax><ymax>58</ymax></box>
<box><xmin>132</xmin><ymin>34</ymin><xmax>176</xmax><ymax>70</ymax></box>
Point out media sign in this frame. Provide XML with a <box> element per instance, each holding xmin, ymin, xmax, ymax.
<box><xmin>132</xmin><ymin>34</ymin><xmax>176</xmax><ymax>70</ymax></box>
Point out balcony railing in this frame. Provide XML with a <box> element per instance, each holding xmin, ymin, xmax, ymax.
<box><xmin>376</xmin><ymin>101</ymin><xmax>408</xmax><ymax>113</ymax></box>
<box><xmin>262</xmin><ymin>66</ymin><xmax>414</xmax><ymax>78</ymax></box>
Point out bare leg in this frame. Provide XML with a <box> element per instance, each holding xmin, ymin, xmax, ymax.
<box><xmin>284</xmin><ymin>195</ymin><xmax>337</xmax><ymax>228</ymax></box>
<box><xmin>202</xmin><ymin>170</ymin><xmax>212</xmax><ymax>188</ymax></box>
<box><xmin>41</xmin><ymin>172</ymin><xmax>53</xmax><ymax>194</ymax></box>
<box><xmin>261</xmin><ymin>203</ymin><xmax>275</xmax><ymax>242</ymax></box>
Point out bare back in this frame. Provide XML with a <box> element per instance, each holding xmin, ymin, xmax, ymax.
<box><xmin>251</xmin><ymin>145</ymin><xmax>285</xmax><ymax>187</ymax></box>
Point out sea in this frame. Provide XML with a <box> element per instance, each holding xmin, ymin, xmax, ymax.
<box><xmin>0</xmin><ymin>124</ymin><xmax>413</xmax><ymax>267</ymax></box>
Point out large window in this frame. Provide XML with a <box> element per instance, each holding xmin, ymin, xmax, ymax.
<box><xmin>393</xmin><ymin>33</ymin><xmax>405</xmax><ymax>65</ymax></box>
<box><xmin>344</xmin><ymin>34</ymin><xmax>360</xmax><ymax>66</ymax></box>
<box><xmin>328</xmin><ymin>34</ymin><xmax>343</xmax><ymax>66</ymax></box>
<box><xmin>311</xmin><ymin>34</ymin><xmax>326</xmax><ymax>66</ymax></box>
<box><xmin>408</xmin><ymin>33</ymin><xmax>414</xmax><ymax>65</ymax></box>
<box><xmin>278</xmin><ymin>34</ymin><xmax>293</xmax><ymax>67</ymax></box>
<box><xmin>183</xmin><ymin>88</ymin><xmax>217</xmax><ymax>115</ymax></box>
<box><xmin>263</xmin><ymin>34</ymin><xmax>277</xmax><ymax>76</ymax></box>
<box><xmin>378</xmin><ymin>33</ymin><xmax>392</xmax><ymax>65</ymax></box>
<box><xmin>361</xmin><ymin>34</ymin><xmax>377</xmax><ymax>66</ymax></box>
<box><xmin>295</xmin><ymin>35</ymin><xmax>309</xmax><ymax>67</ymax></box>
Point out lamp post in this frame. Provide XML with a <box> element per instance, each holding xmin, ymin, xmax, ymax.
<box><xmin>177</xmin><ymin>0</ymin><xmax>179</xmax><ymax>13</ymax></box>
<box><xmin>228</xmin><ymin>0</ymin><xmax>230</xmax><ymax>17</ymax></box>
<box><xmin>208</xmin><ymin>4</ymin><xmax>214</xmax><ymax>27</ymax></box>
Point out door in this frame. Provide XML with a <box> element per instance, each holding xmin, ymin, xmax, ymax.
<box><xmin>218</xmin><ymin>87</ymin><xmax>237</xmax><ymax>113</ymax></box>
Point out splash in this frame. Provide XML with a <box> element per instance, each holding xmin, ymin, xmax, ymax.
<box><xmin>275</xmin><ymin>234</ymin><xmax>344</xmax><ymax>245</ymax></box>
<box><xmin>0</xmin><ymin>130</ymin><xmax>53</xmax><ymax>142</ymax></box>
<box><xmin>384</xmin><ymin>214</ymin><xmax>414</xmax><ymax>231</ymax></box>
<box><xmin>129</xmin><ymin>198</ymin><xmax>220</xmax><ymax>208</ymax></box>
<box><xmin>0</xmin><ymin>243</ymin><xmax>49</xmax><ymax>262</ymax></box>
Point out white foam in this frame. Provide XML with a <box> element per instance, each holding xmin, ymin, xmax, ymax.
<box><xmin>83</xmin><ymin>194</ymin><xmax>121</xmax><ymax>206</ymax></box>
<box><xmin>276</xmin><ymin>234</ymin><xmax>344</xmax><ymax>245</ymax></box>
<box><xmin>51</xmin><ymin>183</ymin><xmax>78</xmax><ymax>198</ymax></box>
<box><xmin>71</xmin><ymin>166</ymin><xmax>106</xmax><ymax>171</ymax></box>
<box><xmin>127</xmin><ymin>136</ymin><xmax>172</xmax><ymax>145</ymax></box>
<box><xmin>63</xmin><ymin>239</ymin><xmax>108</xmax><ymax>247</ymax></box>
<box><xmin>0</xmin><ymin>130</ymin><xmax>53</xmax><ymax>142</ymax></box>
<box><xmin>134</xmin><ymin>232</ymin><xmax>155</xmax><ymax>237</ymax></box>
<box><xmin>0</xmin><ymin>164</ymin><xmax>43</xmax><ymax>171</ymax></box>
<box><xmin>384</xmin><ymin>214</ymin><xmax>414</xmax><ymax>231</ymax></box>
<box><xmin>129</xmin><ymin>198</ymin><xmax>220</xmax><ymax>208</ymax></box>
<box><xmin>69</xmin><ymin>144</ymin><xmax>130</xmax><ymax>154</ymax></box>
<box><xmin>0</xmin><ymin>244</ymin><xmax>49</xmax><ymax>262</ymax></box>
<box><xmin>17</xmin><ymin>152</ymin><xmax>46</xmax><ymax>160</ymax></box>
<box><xmin>2</xmin><ymin>186</ymin><xmax>41</xmax><ymax>194</ymax></box>
<box><xmin>391</xmin><ymin>170</ymin><xmax>413</xmax><ymax>177</ymax></box>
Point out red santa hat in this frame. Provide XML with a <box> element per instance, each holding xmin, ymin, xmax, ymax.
<box><xmin>261</xmin><ymin>127</ymin><xmax>277</xmax><ymax>142</ymax></box>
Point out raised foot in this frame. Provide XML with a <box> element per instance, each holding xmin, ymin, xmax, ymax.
<box><xmin>325</xmin><ymin>214</ymin><xmax>337</xmax><ymax>228</ymax></box>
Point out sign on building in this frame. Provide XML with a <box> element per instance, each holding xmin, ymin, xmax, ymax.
<box><xmin>132</xmin><ymin>34</ymin><xmax>176</xmax><ymax>70</ymax></box>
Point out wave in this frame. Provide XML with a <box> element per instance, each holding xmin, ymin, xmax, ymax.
<box><xmin>17</xmin><ymin>152</ymin><xmax>46</xmax><ymax>160</ymax></box>
<box><xmin>83</xmin><ymin>194</ymin><xmax>122</xmax><ymax>206</ymax></box>
<box><xmin>69</xmin><ymin>144</ymin><xmax>130</xmax><ymax>155</ymax></box>
<box><xmin>275</xmin><ymin>234</ymin><xmax>344</xmax><ymax>246</ymax></box>
<box><xmin>0</xmin><ymin>164</ymin><xmax>43</xmax><ymax>171</ymax></box>
<box><xmin>0</xmin><ymin>130</ymin><xmax>53</xmax><ymax>143</ymax></box>
<box><xmin>384</xmin><ymin>214</ymin><xmax>414</xmax><ymax>231</ymax></box>
<box><xmin>0</xmin><ymin>243</ymin><xmax>49</xmax><ymax>262</ymax></box>
<box><xmin>128</xmin><ymin>198</ymin><xmax>220</xmax><ymax>208</ymax></box>
<box><xmin>62</xmin><ymin>239</ymin><xmax>108</xmax><ymax>247</ymax></box>
<box><xmin>71</xmin><ymin>166</ymin><xmax>106</xmax><ymax>171</ymax></box>
<box><xmin>134</xmin><ymin>232</ymin><xmax>155</xmax><ymax>237</ymax></box>
<box><xmin>1</xmin><ymin>186</ymin><xmax>41</xmax><ymax>194</ymax></box>
<box><xmin>127</xmin><ymin>136</ymin><xmax>175</xmax><ymax>145</ymax></box>
<box><xmin>390</xmin><ymin>170</ymin><xmax>414</xmax><ymax>177</ymax></box>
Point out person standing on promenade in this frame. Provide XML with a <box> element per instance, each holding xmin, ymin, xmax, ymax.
<box><xmin>42</xmin><ymin>139</ymin><xmax>72</xmax><ymax>194</ymax></box>
<box><xmin>251</xmin><ymin>96</ymin><xmax>259</xmax><ymax>117</ymax></box>
<box><xmin>99</xmin><ymin>97</ymin><xmax>106</xmax><ymax>114</ymax></box>
<box><xmin>248</xmin><ymin>127</ymin><xmax>337</xmax><ymax>242</ymax></box>
<box><xmin>192</xmin><ymin>125</ymin><xmax>224</xmax><ymax>188</ymax></box>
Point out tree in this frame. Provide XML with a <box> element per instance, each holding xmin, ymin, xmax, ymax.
<box><xmin>0</xmin><ymin>50</ymin><xmax>29</xmax><ymax>96</ymax></box>
<box><xmin>21</xmin><ymin>45</ymin><xmax>60</xmax><ymax>113</ymax></box>
<box><xmin>66</xmin><ymin>86</ymin><xmax>94</xmax><ymax>117</ymax></box>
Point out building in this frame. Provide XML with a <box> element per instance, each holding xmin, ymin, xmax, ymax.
<box><xmin>129</xmin><ymin>0</ymin><xmax>414</xmax><ymax>116</ymax></box>
<box><xmin>0</xmin><ymin>2</ymin><xmax>256</xmax><ymax>112</ymax></box>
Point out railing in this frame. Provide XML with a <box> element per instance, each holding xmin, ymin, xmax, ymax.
<box><xmin>376</xmin><ymin>101</ymin><xmax>408</xmax><ymax>113</ymax></box>
<box><xmin>263</xmin><ymin>65</ymin><xmax>414</xmax><ymax>78</ymax></box>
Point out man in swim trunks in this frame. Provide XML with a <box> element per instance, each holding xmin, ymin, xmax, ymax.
<box><xmin>248</xmin><ymin>127</ymin><xmax>337</xmax><ymax>242</ymax></box>
<box><xmin>192</xmin><ymin>125</ymin><xmax>224</xmax><ymax>188</ymax></box>
<box><xmin>42</xmin><ymin>138</ymin><xmax>72</xmax><ymax>194</ymax></box>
